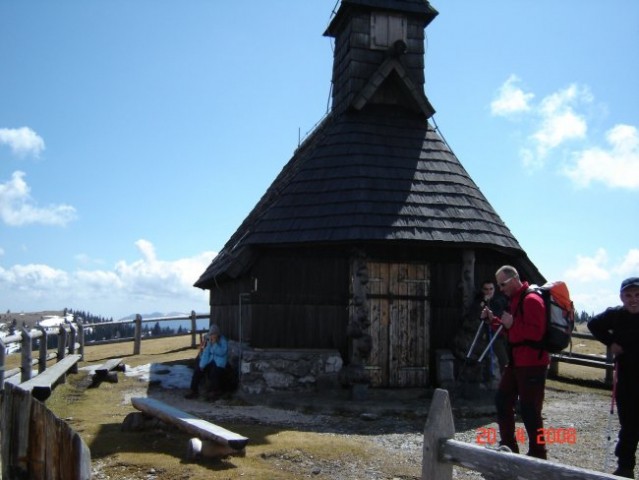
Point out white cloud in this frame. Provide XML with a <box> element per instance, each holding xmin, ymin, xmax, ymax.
<box><xmin>491</xmin><ymin>79</ymin><xmax>597</xmax><ymax>171</ymax></box>
<box><xmin>615</xmin><ymin>249</ymin><xmax>639</xmax><ymax>276</ymax></box>
<box><xmin>562</xmin><ymin>124</ymin><xmax>639</xmax><ymax>189</ymax></box>
<box><xmin>0</xmin><ymin>171</ymin><xmax>77</xmax><ymax>226</ymax></box>
<box><xmin>490</xmin><ymin>75</ymin><xmax>534</xmax><ymax>116</ymax></box>
<box><xmin>571</xmin><ymin>287</ymin><xmax>620</xmax><ymax>316</ymax></box>
<box><xmin>0</xmin><ymin>127</ymin><xmax>45</xmax><ymax>157</ymax></box>
<box><xmin>0</xmin><ymin>240</ymin><xmax>217</xmax><ymax>318</ymax></box>
<box><xmin>564</xmin><ymin>248</ymin><xmax>610</xmax><ymax>283</ymax></box>
<box><xmin>563</xmin><ymin>248</ymin><xmax>639</xmax><ymax>313</ymax></box>
<box><xmin>0</xmin><ymin>263</ymin><xmax>69</xmax><ymax>294</ymax></box>
<box><xmin>527</xmin><ymin>84</ymin><xmax>590</xmax><ymax>168</ymax></box>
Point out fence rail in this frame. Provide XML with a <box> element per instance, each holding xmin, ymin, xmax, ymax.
<box><xmin>0</xmin><ymin>309</ymin><xmax>210</xmax><ymax>479</ymax></box>
<box><xmin>0</xmin><ymin>310</ymin><xmax>211</xmax><ymax>391</ymax></box>
<box><xmin>422</xmin><ymin>388</ymin><xmax>619</xmax><ymax>480</ymax></box>
<box><xmin>549</xmin><ymin>331</ymin><xmax>614</xmax><ymax>385</ymax></box>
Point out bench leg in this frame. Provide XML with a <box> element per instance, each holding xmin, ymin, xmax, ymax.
<box><xmin>121</xmin><ymin>412</ymin><xmax>161</xmax><ymax>431</ymax></box>
<box><xmin>187</xmin><ymin>438</ymin><xmax>245</xmax><ymax>460</ymax></box>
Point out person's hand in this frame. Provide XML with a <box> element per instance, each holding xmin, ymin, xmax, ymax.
<box><xmin>481</xmin><ymin>306</ymin><xmax>494</xmax><ymax>324</ymax></box>
<box><xmin>610</xmin><ymin>342</ymin><xmax>624</xmax><ymax>356</ymax></box>
<box><xmin>499</xmin><ymin>312</ymin><xmax>514</xmax><ymax>329</ymax></box>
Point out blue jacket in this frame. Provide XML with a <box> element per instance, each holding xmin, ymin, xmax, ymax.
<box><xmin>199</xmin><ymin>335</ymin><xmax>228</xmax><ymax>370</ymax></box>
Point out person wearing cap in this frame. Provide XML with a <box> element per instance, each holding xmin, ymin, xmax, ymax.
<box><xmin>185</xmin><ymin>324</ymin><xmax>228</xmax><ymax>400</ymax></box>
<box><xmin>588</xmin><ymin>277</ymin><xmax>639</xmax><ymax>479</ymax></box>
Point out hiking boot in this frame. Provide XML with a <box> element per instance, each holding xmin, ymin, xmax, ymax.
<box><xmin>613</xmin><ymin>467</ymin><xmax>635</xmax><ymax>479</ymax></box>
<box><xmin>184</xmin><ymin>391</ymin><xmax>199</xmax><ymax>400</ymax></box>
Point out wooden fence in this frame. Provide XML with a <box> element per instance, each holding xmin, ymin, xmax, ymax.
<box><xmin>422</xmin><ymin>388</ymin><xmax>620</xmax><ymax>480</ymax></box>
<box><xmin>79</xmin><ymin>311</ymin><xmax>209</xmax><ymax>355</ymax></box>
<box><xmin>0</xmin><ymin>311</ymin><xmax>211</xmax><ymax>389</ymax></box>
<box><xmin>549</xmin><ymin>332</ymin><xmax>614</xmax><ymax>386</ymax></box>
<box><xmin>0</xmin><ymin>310</ymin><xmax>209</xmax><ymax>479</ymax></box>
<box><xmin>1</xmin><ymin>382</ymin><xmax>91</xmax><ymax>479</ymax></box>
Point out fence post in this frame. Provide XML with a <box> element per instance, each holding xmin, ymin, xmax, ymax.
<box><xmin>190</xmin><ymin>311</ymin><xmax>198</xmax><ymax>348</ymax></box>
<box><xmin>20</xmin><ymin>325</ymin><xmax>34</xmax><ymax>383</ymax></box>
<box><xmin>67</xmin><ymin>321</ymin><xmax>77</xmax><ymax>355</ymax></box>
<box><xmin>0</xmin><ymin>337</ymin><xmax>6</xmax><ymax>390</ymax></box>
<box><xmin>133</xmin><ymin>314</ymin><xmax>142</xmax><ymax>355</ymax></box>
<box><xmin>35</xmin><ymin>325</ymin><xmax>47</xmax><ymax>374</ymax></box>
<box><xmin>422</xmin><ymin>388</ymin><xmax>454</xmax><ymax>480</ymax></box>
<box><xmin>76</xmin><ymin>317</ymin><xmax>85</xmax><ymax>360</ymax></box>
<box><xmin>58</xmin><ymin>324</ymin><xmax>68</xmax><ymax>361</ymax></box>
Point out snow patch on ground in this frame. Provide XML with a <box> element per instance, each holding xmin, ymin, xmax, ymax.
<box><xmin>124</xmin><ymin>363</ymin><xmax>192</xmax><ymax>390</ymax></box>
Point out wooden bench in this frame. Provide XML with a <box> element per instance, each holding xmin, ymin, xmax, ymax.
<box><xmin>17</xmin><ymin>354</ymin><xmax>82</xmax><ymax>401</ymax></box>
<box><xmin>91</xmin><ymin>357</ymin><xmax>125</xmax><ymax>385</ymax></box>
<box><xmin>124</xmin><ymin>397</ymin><xmax>249</xmax><ymax>459</ymax></box>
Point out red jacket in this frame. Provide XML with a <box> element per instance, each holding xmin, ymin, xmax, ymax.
<box><xmin>503</xmin><ymin>282</ymin><xmax>550</xmax><ymax>367</ymax></box>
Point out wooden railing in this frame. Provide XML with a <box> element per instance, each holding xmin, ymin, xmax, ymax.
<box><xmin>79</xmin><ymin>310</ymin><xmax>210</xmax><ymax>355</ymax></box>
<box><xmin>422</xmin><ymin>388</ymin><xmax>619</xmax><ymax>480</ymax></box>
<box><xmin>549</xmin><ymin>332</ymin><xmax>614</xmax><ymax>386</ymax></box>
<box><xmin>0</xmin><ymin>310</ymin><xmax>210</xmax><ymax>479</ymax></box>
<box><xmin>0</xmin><ymin>311</ymin><xmax>210</xmax><ymax>390</ymax></box>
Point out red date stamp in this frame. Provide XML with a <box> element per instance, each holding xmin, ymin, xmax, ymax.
<box><xmin>537</xmin><ymin>427</ymin><xmax>577</xmax><ymax>445</ymax></box>
<box><xmin>476</xmin><ymin>427</ymin><xmax>577</xmax><ymax>445</ymax></box>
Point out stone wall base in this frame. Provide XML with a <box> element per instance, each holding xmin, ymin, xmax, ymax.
<box><xmin>235</xmin><ymin>346</ymin><xmax>343</xmax><ymax>395</ymax></box>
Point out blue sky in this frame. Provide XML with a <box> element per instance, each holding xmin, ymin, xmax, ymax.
<box><xmin>1</xmin><ymin>1</ymin><xmax>637</xmax><ymax>320</ymax></box>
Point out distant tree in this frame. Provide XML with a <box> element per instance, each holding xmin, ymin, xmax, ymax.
<box><xmin>576</xmin><ymin>310</ymin><xmax>594</xmax><ymax>324</ymax></box>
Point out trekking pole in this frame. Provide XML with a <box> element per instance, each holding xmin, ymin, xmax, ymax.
<box><xmin>455</xmin><ymin>319</ymin><xmax>487</xmax><ymax>394</ymax></box>
<box><xmin>478</xmin><ymin>324</ymin><xmax>504</xmax><ymax>363</ymax></box>
<box><xmin>466</xmin><ymin>321</ymin><xmax>485</xmax><ymax>359</ymax></box>
<box><xmin>603</xmin><ymin>360</ymin><xmax>619</xmax><ymax>471</ymax></box>
<box><xmin>487</xmin><ymin>328</ymin><xmax>495</xmax><ymax>377</ymax></box>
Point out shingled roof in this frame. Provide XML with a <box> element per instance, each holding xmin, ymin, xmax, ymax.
<box><xmin>195</xmin><ymin>105</ymin><xmax>525</xmax><ymax>287</ymax></box>
<box><xmin>194</xmin><ymin>0</ymin><xmax>530</xmax><ymax>289</ymax></box>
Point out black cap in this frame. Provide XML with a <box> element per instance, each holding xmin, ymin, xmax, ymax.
<box><xmin>620</xmin><ymin>277</ymin><xmax>639</xmax><ymax>292</ymax></box>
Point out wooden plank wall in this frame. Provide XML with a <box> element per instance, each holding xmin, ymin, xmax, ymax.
<box><xmin>1</xmin><ymin>382</ymin><xmax>91</xmax><ymax>479</ymax></box>
<box><xmin>210</xmin><ymin>251</ymin><xmax>350</xmax><ymax>350</ymax></box>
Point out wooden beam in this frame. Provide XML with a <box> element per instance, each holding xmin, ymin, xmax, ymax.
<box><xmin>18</xmin><ymin>354</ymin><xmax>81</xmax><ymax>401</ymax></box>
<box><xmin>440</xmin><ymin>439</ymin><xmax>620</xmax><ymax>479</ymax></box>
<box><xmin>94</xmin><ymin>358</ymin><xmax>125</xmax><ymax>377</ymax></box>
<box><xmin>131</xmin><ymin>397</ymin><xmax>248</xmax><ymax>451</ymax></box>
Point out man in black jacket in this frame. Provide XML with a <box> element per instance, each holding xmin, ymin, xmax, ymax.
<box><xmin>588</xmin><ymin>277</ymin><xmax>639</xmax><ymax>479</ymax></box>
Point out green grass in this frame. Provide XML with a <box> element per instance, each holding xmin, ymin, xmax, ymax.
<box><xmin>44</xmin><ymin>336</ymin><xmax>402</xmax><ymax>480</ymax></box>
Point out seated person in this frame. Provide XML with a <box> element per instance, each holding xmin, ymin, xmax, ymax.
<box><xmin>184</xmin><ymin>324</ymin><xmax>228</xmax><ymax>400</ymax></box>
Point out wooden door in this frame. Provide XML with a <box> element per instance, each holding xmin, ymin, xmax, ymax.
<box><xmin>364</xmin><ymin>262</ymin><xmax>430</xmax><ymax>387</ymax></box>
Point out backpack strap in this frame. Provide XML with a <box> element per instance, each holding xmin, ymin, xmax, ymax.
<box><xmin>510</xmin><ymin>287</ymin><xmax>545</xmax><ymax>354</ymax></box>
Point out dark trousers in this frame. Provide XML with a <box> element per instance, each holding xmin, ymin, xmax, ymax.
<box><xmin>495</xmin><ymin>365</ymin><xmax>547</xmax><ymax>459</ymax></box>
<box><xmin>189</xmin><ymin>362</ymin><xmax>223</xmax><ymax>394</ymax></box>
<box><xmin>615</xmin><ymin>375</ymin><xmax>639</xmax><ymax>470</ymax></box>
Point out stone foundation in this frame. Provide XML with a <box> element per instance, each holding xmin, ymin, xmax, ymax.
<box><xmin>236</xmin><ymin>346</ymin><xmax>343</xmax><ymax>395</ymax></box>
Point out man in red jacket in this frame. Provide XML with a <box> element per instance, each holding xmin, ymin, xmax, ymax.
<box><xmin>482</xmin><ymin>265</ymin><xmax>549</xmax><ymax>459</ymax></box>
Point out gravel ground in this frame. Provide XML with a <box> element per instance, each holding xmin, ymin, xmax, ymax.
<box><xmin>141</xmin><ymin>386</ymin><xmax>624</xmax><ymax>480</ymax></box>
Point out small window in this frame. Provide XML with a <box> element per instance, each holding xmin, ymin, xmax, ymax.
<box><xmin>370</xmin><ymin>12</ymin><xmax>406</xmax><ymax>50</ymax></box>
